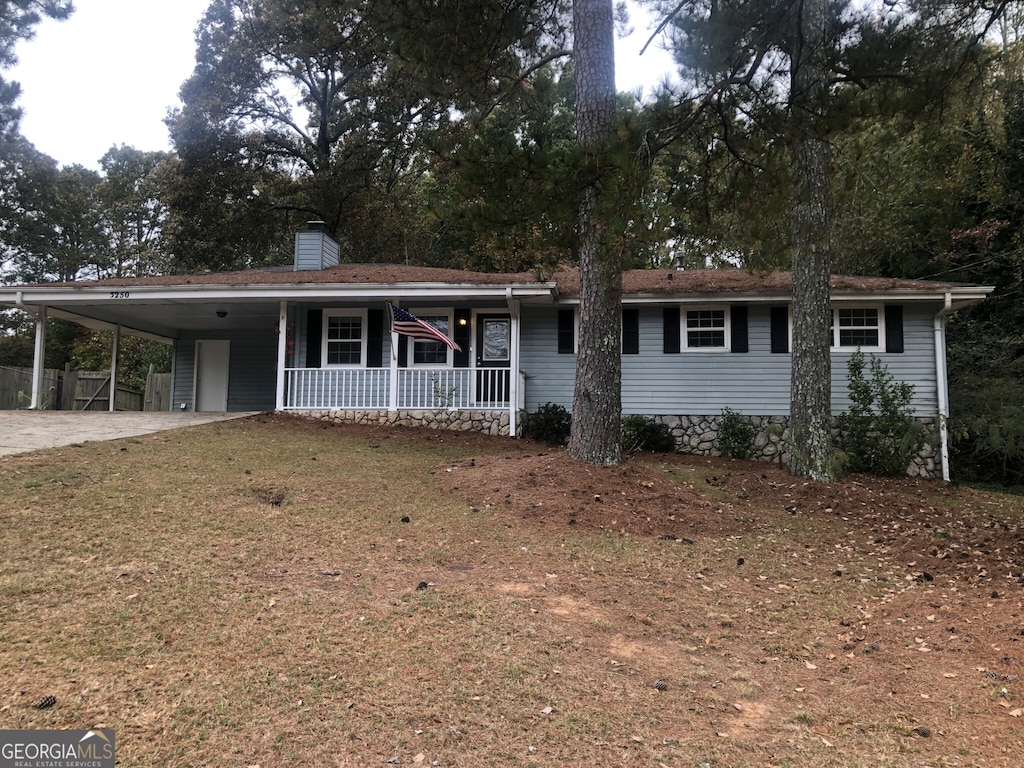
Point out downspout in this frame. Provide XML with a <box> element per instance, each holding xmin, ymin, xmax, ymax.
<box><xmin>934</xmin><ymin>292</ymin><xmax>954</xmax><ymax>482</ymax></box>
<box><xmin>506</xmin><ymin>288</ymin><xmax>521</xmax><ymax>438</ymax></box>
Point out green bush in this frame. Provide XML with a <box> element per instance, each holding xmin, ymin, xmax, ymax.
<box><xmin>952</xmin><ymin>404</ymin><xmax>1024</xmax><ymax>487</ymax></box>
<box><xmin>839</xmin><ymin>350</ymin><xmax>926</xmax><ymax>477</ymax></box>
<box><xmin>525</xmin><ymin>402</ymin><xmax>571</xmax><ymax>445</ymax></box>
<box><xmin>948</xmin><ymin>375</ymin><xmax>1024</xmax><ymax>487</ymax></box>
<box><xmin>621</xmin><ymin>415</ymin><xmax>676</xmax><ymax>453</ymax></box>
<box><xmin>717</xmin><ymin>408</ymin><xmax>756</xmax><ymax>459</ymax></box>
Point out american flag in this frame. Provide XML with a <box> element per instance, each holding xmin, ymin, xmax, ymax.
<box><xmin>388</xmin><ymin>303</ymin><xmax>462</xmax><ymax>352</ymax></box>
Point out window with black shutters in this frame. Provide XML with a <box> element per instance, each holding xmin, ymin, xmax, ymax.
<box><xmin>323</xmin><ymin>310</ymin><xmax>365</xmax><ymax>366</ymax></box>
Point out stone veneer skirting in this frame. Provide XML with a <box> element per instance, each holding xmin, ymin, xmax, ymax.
<box><xmin>291</xmin><ymin>409</ymin><xmax>941</xmax><ymax>479</ymax></box>
<box><xmin>294</xmin><ymin>408</ymin><xmax>518</xmax><ymax>437</ymax></box>
<box><xmin>649</xmin><ymin>414</ymin><xmax>941</xmax><ymax>479</ymax></box>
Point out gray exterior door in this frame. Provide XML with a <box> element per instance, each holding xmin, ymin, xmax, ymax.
<box><xmin>194</xmin><ymin>340</ymin><xmax>230</xmax><ymax>411</ymax></box>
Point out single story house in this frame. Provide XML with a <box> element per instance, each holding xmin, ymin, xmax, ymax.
<box><xmin>0</xmin><ymin>225</ymin><xmax>993</xmax><ymax>479</ymax></box>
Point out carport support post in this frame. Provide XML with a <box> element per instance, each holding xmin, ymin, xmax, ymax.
<box><xmin>108</xmin><ymin>325</ymin><xmax>121</xmax><ymax>412</ymax></box>
<box><xmin>30</xmin><ymin>306</ymin><xmax>48</xmax><ymax>409</ymax></box>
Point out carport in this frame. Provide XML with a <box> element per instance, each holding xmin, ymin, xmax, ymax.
<box><xmin>1</xmin><ymin>275</ymin><xmax>288</xmax><ymax>412</ymax></box>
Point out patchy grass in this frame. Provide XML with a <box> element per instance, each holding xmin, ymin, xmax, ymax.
<box><xmin>1</xmin><ymin>413</ymin><xmax>1022</xmax><ymax>767</ymax></box>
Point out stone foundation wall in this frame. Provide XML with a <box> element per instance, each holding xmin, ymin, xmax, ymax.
<box><xmin>652</xmin><ymin>414</ymin><xmax>941</xmax><ymax>478</ymax></box>
<box><xmin>291</xmin><ymin>408</ymin><xmax>942</xmax><ymax>479</ymax></box>
<box><xmin>293</xmin><ymin>408</ymin><xmax>520</xmax><ymax>437</ymax></box>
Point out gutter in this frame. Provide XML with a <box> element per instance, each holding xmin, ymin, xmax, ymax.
<box><xmin>14</xmin><ymin>290</ymin><xmax>40</xmax><ymax>318</ymax></box>
<box><xmin>934</xmin><ymin>292</ymin><xmax>955</xmax><ymax>481</ymax></box>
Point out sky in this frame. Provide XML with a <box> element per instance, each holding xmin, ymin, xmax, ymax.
<box><xmin>9</xmin><ymin>0</ymin><xmax>676</xmax><ymax>170</ymax></box>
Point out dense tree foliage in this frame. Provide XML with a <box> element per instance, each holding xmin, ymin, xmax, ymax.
<box><xmin>164</xmin><ymin>0</ymin><xmax>467</xmax><ymax>266</ymax></box>
<box><xmin>652</xmin><ymin>0</ymin><xmax>1011</xmax><ymax>480</ymax></box>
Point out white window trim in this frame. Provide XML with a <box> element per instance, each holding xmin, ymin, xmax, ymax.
<box><xmin>682</xmin><ymin>305</ymin><xmax>730</xmax><ymax>352</ymax></box>
<box><xmin>407</xmin><ymin>307</ymin><xmax>455</xmax><ymax>368</ymax></box>
<box><xmin>832</xmin><ymin>304</ymin><xmax>885</xmax><ymax>352</ymax></box>
<box><xmin>322</xmin><ymin>308</ymin><xmax>367</xmax><ymax>368</ymax></box>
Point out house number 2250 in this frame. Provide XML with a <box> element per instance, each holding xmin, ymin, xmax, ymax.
<box><xmin>110</xmin><ymin>291</ymin><xmax>130</xmax><ymax>299</ymax></box>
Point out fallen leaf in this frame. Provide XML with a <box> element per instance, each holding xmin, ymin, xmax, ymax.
<box><xmin>1009</xmin><ymin>708</ymin><xmax>1023</xmax><ymax>717</ymax></box>
<box><xmin>805</xmin><ymin>662</ymin><xmax>818</xmax><ymax>670</ymax></box>
<box><xmin>540</xmin><ymin>706</ymin><xmax>553</xmax><ymax>715</ymax></box>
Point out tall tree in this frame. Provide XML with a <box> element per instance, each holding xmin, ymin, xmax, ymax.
<box><xmin>568</xmin><ymin>0</ymin><xmax>623</xmax><ymax>464</ymax></box>
<box><xmin>98</xmin><ymin>145</ymin><xmax>170</xmax><ymax>277</ymax></box>
<box><xmin>787</xmin><ymin>0</ymin><xmax>835</xmax><ymax>480</ymax></box>
<box><xmin>5</xmin><ymin>162</ymin><xmax>107</xmax><ymax>282</ymax></box>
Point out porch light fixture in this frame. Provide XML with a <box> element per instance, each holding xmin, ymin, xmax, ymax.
<box><xmin>458</xmin><ymin>317</ymin><xmax>468</xmax><ymax>326</ymax></box>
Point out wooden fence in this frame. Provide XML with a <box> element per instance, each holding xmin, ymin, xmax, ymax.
<box><xmin>0</xmin><ymin>366</ymin><xmax>168</xmax><ymax>411</ymax></box>
<box><xmin>144</xmin><ymin>371</ymin><xmax>171</xmax><ymax>411</ymax></box>
<box><xmin>0</xmin><ymin>366</ymin><xmax>65</xmax><ymax>409</ymax></box>
<box><xmin>70</xmin><ymin>371</ymin><xmax>143</xmax><ymax>411</ymax></box>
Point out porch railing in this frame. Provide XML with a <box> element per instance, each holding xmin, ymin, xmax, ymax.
<box><xmin>283</xmin><ymin>367</ymin><xmax>514</xmax><ymax>411</ymax></box>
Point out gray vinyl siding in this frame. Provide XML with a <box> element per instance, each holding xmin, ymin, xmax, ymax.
<box><xmin>520</xmin><ymin>307</ymin><xmax>577</xmax><ymax>410</ymax></box>
<box><xmin>172</xmin><ymin>329</ymin><xmax>277</xmax><ymax>412</ymax></box>
<box><xmin>831</xmin><ymin>303</ymin><xmax>938</xmax><ymax>414</ymax></box>
<box><xmin>294</xmin><ymin>230</ymin><xmax>339</xmax><ymax>271</ymax></box>
<box><xmin>520</xmin><ymin>304</ymin><xmax>940</xmax><ymax>417</ymax></box>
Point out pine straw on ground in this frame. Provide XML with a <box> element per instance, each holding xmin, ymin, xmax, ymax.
<box><xmin>1</xmin><ymin>413</ymin><xmax>1022</xmax><ymax>768</ymax></box>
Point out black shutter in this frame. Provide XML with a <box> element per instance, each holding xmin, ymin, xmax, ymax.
<box><xmin>663</xmin><ymin>307</ymin><xmax>680</xmax><ymax>354</ymax></box>
<box><xmin>557</xmin><ymin>309</ymin><xmax>575</xmax><ymax>354</ymax></box>
<box><xmin>307</xmin><ymin>309</ymin><xmax>322</xmax><ymax>367</ymax></box>
<box><xmin>454</xmin><ymin>309</ymin><xmax>471</xmax><ymax>368</ymax></box>
<box><xmin>770</xmin><ymin>306</ymin><xmax>789</xmax><ymax>354</ymax></box>
<box><xmin>622</xmin><ymin>308</ymin><xmax>639</xmax><ymax>354</ymax></box>
<box><xmin>730</xmin><ymin>305</ymin><xmax>748</xmax><ymax>353</ymax></box>
<box><xmin>366</xmin><ymin>308</ymin><xmax>384</xmax><ymax>368</ymax></box>
<box><xmin>885</xmin><ymin>304</ymin><xmax>904</xmax><ymax>353</ymax></box>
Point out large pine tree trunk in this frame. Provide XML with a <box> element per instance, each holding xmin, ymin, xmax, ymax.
<box><xmin>788</xmin><ymin>0</ymin><xmax>836</xmax><ymax>481</ymax></box>
<box><xmin>568</xmin><ymin>0</ymin><xmax>622</xmax><ymax>465</ymax></box>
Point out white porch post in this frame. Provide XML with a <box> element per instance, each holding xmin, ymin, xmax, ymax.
<box><xmin>30</xmin><ymin>306</ymin><xmax>48</xmax><ymax>409</ymax></box>
<box><xmin>276</xmin><ymin>301</ymin><xmax>288</xmax><ymax>410</ymax></box>
<box><xmin>108</xmin><ymin>325</ymin><xmax>121</xmax><ymax>411</ymax></box>
<box><xmin>389</xmin><ymin>321</ymin><xmax>400</xmax><ymax>413</ymax></box>
<box><xmin>507</xmin><ymin>292</ymin><xmax>521</xmax><ymax>437</ymax></box>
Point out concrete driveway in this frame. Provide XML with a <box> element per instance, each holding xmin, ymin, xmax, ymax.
<box><xmin>0</xmin><ymin>411</ymin><xmax>258</xmax><ymax>457</ymax></box>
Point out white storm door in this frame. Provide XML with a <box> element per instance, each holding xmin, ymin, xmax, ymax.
<box><xmin>194</xmin><ymin>340</ymin><xmax>230</xmax><ymax>411</ymax></box>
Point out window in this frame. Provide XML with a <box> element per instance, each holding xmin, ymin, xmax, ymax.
<box><xmin>410</xmin><ymin>311</ymin><xmax>454</xmax><ymax>366</ymax></box>
<box><xmin>833</xmin><ymin>307</ymin><xmax>881</xmax><ymax>349</ymax></box>
<box><xmin>685</xmin><ymin>308</ymin><xmax>727</xmax><ymax>349</ymax></box>
<box><xmin>323</xmin><ymin>310</ymin><xmax>366</xmax><ymax>366</ymax></box>
<box><xmin>481</xmin><ymin>318</ymin><xmax>510</xmax><ymax>362</ymax></box>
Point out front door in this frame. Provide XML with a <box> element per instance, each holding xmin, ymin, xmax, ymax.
<box><xmin>194</xmin><ymin>340</ymin><xmax>230</xmax><ymax>411</ymax></box>
<box><xmin>475</xmin><ymin>315</ymin><xmax>511</xmax><ymax>405</ymax></box>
